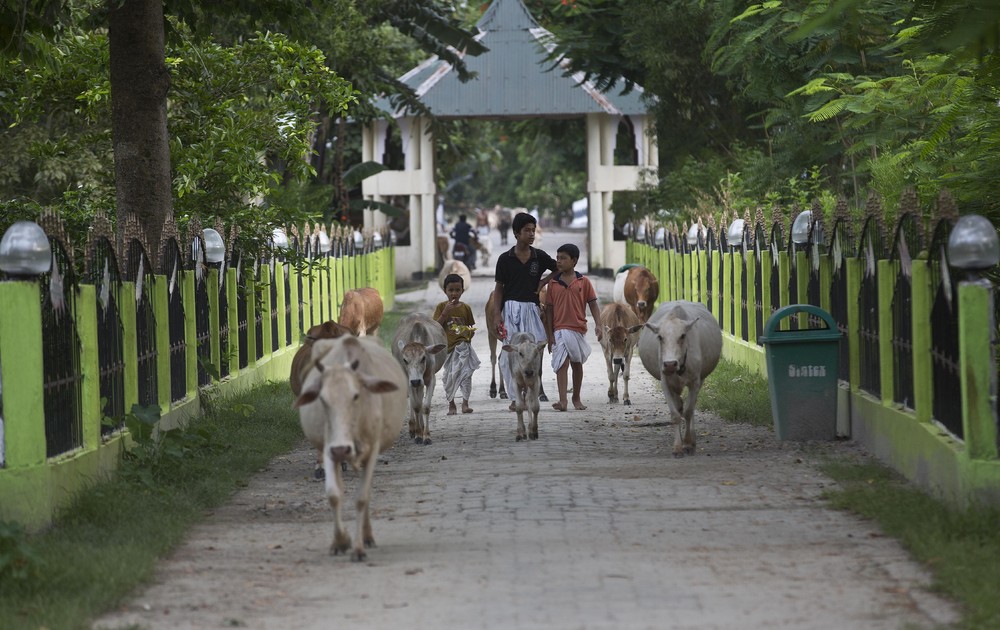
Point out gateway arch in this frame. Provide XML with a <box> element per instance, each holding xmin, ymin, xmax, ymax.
<box><xmin>361</xmin><ymin>0</ymin><xmax>657</xmax><ymax>278</ymax></box>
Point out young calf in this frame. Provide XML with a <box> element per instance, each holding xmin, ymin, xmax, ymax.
<box><xmin>502</xmin><ymin>331</ymin><xmax>547</xmax><ymax>441</ymax></box>
<box><xmin>391</xmin><ymin>313</ymin><xmax>447</xmax><ymax>444</ymax></box>
<box><xmin>599</xmin><ymin>303</ymin><xmax>644</xmax><ymax>406</ymax></box>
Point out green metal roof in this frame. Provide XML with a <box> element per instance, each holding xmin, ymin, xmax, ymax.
<box><xmin>384</xmin><ymin>0</ymin><xmax>648</xmax><ymax>119</ymax></box>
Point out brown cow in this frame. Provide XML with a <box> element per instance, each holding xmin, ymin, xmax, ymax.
<box><xmin>338</xmin><ymin>287</ymin><xmax>384</xmax><ymax>337</ymax></box>
<box><xmin>613</xmin><ymin>265</ymin><xmax>660</xmax><ymax>323</ymax></box>
<box><xmin>598</xmin><ymin>303</ymin><xmax>644</xmax><ymax>406</ymax></box>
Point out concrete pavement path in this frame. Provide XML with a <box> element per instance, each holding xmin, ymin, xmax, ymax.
<box><xmin>95</xmin><ymin>227</ymin><xmax>959</xmax><ymax>630</ymax></box>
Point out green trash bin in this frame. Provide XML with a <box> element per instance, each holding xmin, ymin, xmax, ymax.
<box><xmin>760</xmin><ymin>304</ymin><xmax>842</xmax><ymax>441</ymax></box>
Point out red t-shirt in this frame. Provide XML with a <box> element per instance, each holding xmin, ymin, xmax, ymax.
<box><xmin>544</xmin><ymin>272</ymin><xmax>597</xmax><ymax>334</ymax></box>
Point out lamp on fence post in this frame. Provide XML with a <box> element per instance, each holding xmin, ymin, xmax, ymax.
<box><xmin>372</xmin><ymin>230</ymin><xmax>383</xmax><ymax>250</ymax></box>
<box><xmin>0</xmin><ymin>221</ymin><xmax>52</xmax><ymax>279</ymax></box>
<box><xmin>654</xmin><ymin>226</ymin><xmax>666</xmax><ymax>248</ymax></box>
<box><xmin>791</xmin><ymin>210</ymin><xmax>824</xmax><ymax>252</ymax></box>
<box><xmin>202</xmin><ymin>228</ymin><xmax>226</xmax><ymax>267</ymax></box>
<box><xmin>727</xmin><ymin>217</ymin><xmax>746</xmax><ymax>252</ymax></box>
<box><xmin>948</xmin><ymin>214</ymin><xmax>1000</xmax><ymax>282</ymax></box>
<box><xmin>947</xmin><ymin>214</ymin><xmax>1000</xmax><ymax>460</ymax></box>
<box><xmin>353</xmin><ymin>229</ymin><xmax>364</xmax><ymax>254</ymax></box>
<box><xmin>317</xmin><ymin>230</ymin><xmax>331</xmax><ymax>256</ymax></box>
<box><xmin>686</xmin><ymin>223</ymin><xmax>702</xmax><ymax>250</ymax></box>
<box><xmin>0</xmin><ymin>220</ymin><xmax>51</xmax><ymax>471</ymax></box>
<box><xmin>270</xmin><ymin>227</ymin><xmax>290</xmax><ymax>253</ymax></box>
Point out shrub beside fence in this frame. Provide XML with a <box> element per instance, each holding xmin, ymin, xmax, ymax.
<box><xmin>0</xmin><ymin>213</ymin><xmax>395</xmax><ymax>530</ymax></box>
<box><xmin>627</xmin><ymin>193</ymin><xmax>999</xmax><ymax>508</ymax></box>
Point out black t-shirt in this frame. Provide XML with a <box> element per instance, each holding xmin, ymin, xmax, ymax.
<box><xmin>494</xmin><ymin>246</ymin><xmax>557</xmax><ymax>304</ymax></box>
<box><xmin>451</xmin><ymin>221</ymin><xmax>473</xmax><ymax>246</ymax></box>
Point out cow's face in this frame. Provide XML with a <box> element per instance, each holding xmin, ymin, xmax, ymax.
<box><xmin>502</xmin><ymin>337</ymin><xmax>546</xmax><ymax>379</ymax></box>
<box><xmin>645</xmin><ymin>315</ymin><xmax>698</xmax><ymax>376</ymax></box>
<box><xmin>295</xmin><ymin>363</ymin><xmax>398</xmax><ymax>463</ymax></box>
<box><xmin>632</xmin><ymin>273</ymin><xmax>658</xmax><ymax>315</ymax></box>
<box><xmin>604</xmin><ymin>324</ymin><xmax>643</xmax><ymax>368</ymax></box>
<box><xmin>398</xmin><ymin>341</ymin><xmax>446</xmax><ymax>388</ymax></box>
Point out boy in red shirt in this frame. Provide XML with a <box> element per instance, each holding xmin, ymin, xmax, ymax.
<box><xmin>542</xmin><ymin>243</ymin><xmax>602</xmax><ymax>411</ymax></box>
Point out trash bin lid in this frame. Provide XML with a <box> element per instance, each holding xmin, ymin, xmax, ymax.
<box><xmin>760</xmin><ymin>304</ymin><xmax>842</xmax><ymax>344</ymax></box>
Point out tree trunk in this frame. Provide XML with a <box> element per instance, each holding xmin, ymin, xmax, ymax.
<box><xmin>108</xmin><ymin>0</ymin><xmax>172</xmax><ymax>268</ymax></box>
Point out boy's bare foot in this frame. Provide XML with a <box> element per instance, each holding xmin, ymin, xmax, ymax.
<box><xmin>551</xmin><ymin>402</ymin><xmax>567</xmax><ymax>412</ymax></box>
<box><xmin>462</xmin><ymin>403</ymin><xmax>474</xmax><ymax>414</ymax></box>
<box><xmin>572</xmin><ymin>400</ymin><xmax>587</xmax><ymax>410</ymax></box>
<box><xmin>447</xmin><ymin>401</ymin><xmax>457</xmax><ymax>416</ymax></box>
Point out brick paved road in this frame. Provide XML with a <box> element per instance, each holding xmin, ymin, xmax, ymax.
<box><xmin>96</xmin><ymin>228</ymin><xmax>958</xmax><ymax>630</ymax></box>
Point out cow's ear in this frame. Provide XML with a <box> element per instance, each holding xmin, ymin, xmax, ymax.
<box><xmin>628</xmin><ymin>324</ymin><xmax>644</xmax><ymax>335</ymax></box>
<box><xmin>396</xmin><ymin>339</ymin><xmax>406</xmax><ymax>352</ymax></box>
<box><xmin>684</xmin><ymin>318</ymin><xmax>699</xmax><ymax>333</ymax></box>
<box><xmin>603</xmin><ymin>325</ymin><xmax>611</xmax><ymax>334</ymax></box>
<box><xmin>361</xmin><ymin>375</ymin><xmax>399</xmax><ymax>394</ymax></box>
<box><xmin>293</xmin><ymin>388</ymin><xmax>320</xmax><ymax>408</ymax></box>
<box><xmin>501</xmin><ymin>344</ymin><xmax>514</xmax><ymax>353</ymax></box>
<box><xmin>536</xmin><ymin>341</ymin><xmax>547</xmax><ymax>352</ymax></box>
<box><xmin>644</xmin><ymin>322</ymin><xmax>656</xmax><ymax>333</ymax></box>
<box><xmin>427</xmin><ymin>343</ymin><xmax>447</xmax><ymax>355</ymax></box>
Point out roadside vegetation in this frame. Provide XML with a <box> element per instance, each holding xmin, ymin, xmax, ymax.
<box><xmin>0</xmin><ymin>381</ymin><xmax>303</xmax><ymax>629</ymax></box>
<box><xmin>702</xmin><ymin>357</ymin><xmax>1000</xmax><ymax>629</ymax></box>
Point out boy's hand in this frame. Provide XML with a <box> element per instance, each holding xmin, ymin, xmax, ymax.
<box><xmin>496</xmin><ymin>321</ymin><xmax>507</xmax><ymax>340</ymax></box>
<box><xmin>595</xmin><ymin>328</ymin><xmax>603</xmax><ymax>342</ymax></box>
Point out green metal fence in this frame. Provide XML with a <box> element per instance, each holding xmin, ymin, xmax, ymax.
<box><xmin>626</xmin><ymin>199</ymin><xmax>999</xmax><ymax>508</ymax></box>
<box><xmin>0</xmin><ymin>216</ymin><xmax>395</xmax><ymax>530</ymax></box>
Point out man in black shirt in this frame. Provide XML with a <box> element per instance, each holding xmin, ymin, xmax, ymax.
<box><xmin>492</xmin><ymin>212</ymin><xmax>556</xmax><ymax>401</ymax></box>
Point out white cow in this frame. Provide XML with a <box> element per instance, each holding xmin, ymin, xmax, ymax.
<box><xmin>638</xmin><ymin>301</ymin><xmax>723</xmax><ymax>457</ymax></box>
<box><xmin>501</xmin><ymin>331</ymin><xmax>547</xmax><ymax>441</ymax></box>
<box><xmin>599</xmin><ymin>302</ymin><xmax>644</xmax><ymax>406</ymax></box>
<box><xmin>294</xmin><ymin>336</ymin><xmax>407</xmax><ymax>560</ymax></box>
<box><xmin>392</xmin><ymin>313</ymin><xmax>447</xmax><ymax>445</ymax></box>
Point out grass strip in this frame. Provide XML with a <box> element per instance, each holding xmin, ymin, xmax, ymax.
<box><xmin>0</xmin><ymin>380</ymin><xmax>303</xmax><ymax>630</ymax></box>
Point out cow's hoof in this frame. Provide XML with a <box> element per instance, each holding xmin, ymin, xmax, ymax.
<box><xmin>341</xmin><ymin>461</ymin><xmax>348</xmax><ymax>472</ymax></box>
<box><xmin>623</xmin><ymin>399</ymin><xmax>632</xmax><ymax>406</ymax></box>
<box><xmin>500</xmin><ymin>392</ymin><xmax>508</xmax><ymax>400</ymax></box>
<box><xmin>313</xmin><ymin>466</ymin><xmax>325</xmax><ymax>481</ymax></box>
<box><xmin>539</xmin><ymin>394</ymin><xmax>548</xmax><ymax>402</ymax></box>
<box><xmin>415</xmin><ymin>437</ymin><xmax>424</xmax><ymax>444</ymax></box>
<box><xmin>489</xmin><ymin>389</ymin><xmax>497</xmax><ymax>399</ymax></box>
<box><xmin>684</xmin><ymin>445</ymin><xmax>695</xmax><ymax>455</ymax></box>
<box><xmin>423</xmin><ymin>438</ymin><xmax>432</xmax><ymax>446</ymax></box>
<box><xmin>529</xmin><ymin>432</ymin><xmax>538</xmax><ymax>440</ymax></box>
<box><xmin>672</xmin><ymin>450</ymin><xmax>685</xmax><ymax>458</ymax></box>
<box><xmin>331</xmin><ymin>539</ymin><xmax>352</xmax><ymax>556</ymax></box>
<box><xmin>516</xmin><ymin>435</ymin><xmax>525</xmax><ymax>442</ymax></box>
<box><xmin>364</xmin><ymin>537</ymin><xmax>376</xmax><ymax>549</ymax></box>
<box><xmin>409</xmin><ymin>431</ymin><xmax>416</xmax><ymax>439</ymax></box>
<box><xmin>351</xmin><ymin>549</ymin><xmax>367</xmax><ymax>562</ymax></box>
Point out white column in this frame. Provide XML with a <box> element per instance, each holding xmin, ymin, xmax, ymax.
<box><xmin>585</xmin><ymin>114</ymin><xmax>604</xmax><ymax>270</ymax></box>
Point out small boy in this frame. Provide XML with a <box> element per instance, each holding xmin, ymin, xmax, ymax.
<box><xmin>433</xmin><ymin>273</ymin><xmax>481</xmax><ymax>415</ymax></box>
<box><xmin>543</xmin><ymin>244</ymin><xmax>602</xmax><ymax>411</ymax></box>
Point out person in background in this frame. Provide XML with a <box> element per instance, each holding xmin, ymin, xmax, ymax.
<box><xmin>450</xmin><ymin>214</ymin><xmax>476</xmax><ymax>269</ymax></box>
<box><xmin>434</xmin><ymin>273</ymin><xmax>480</xmax><ymax>415</ymax></box>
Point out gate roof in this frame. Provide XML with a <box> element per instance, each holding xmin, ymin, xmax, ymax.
<box><xmin>382</xmin><ymin>0</ymin><xmax>648</xmax><ymax>119</ymax></box>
